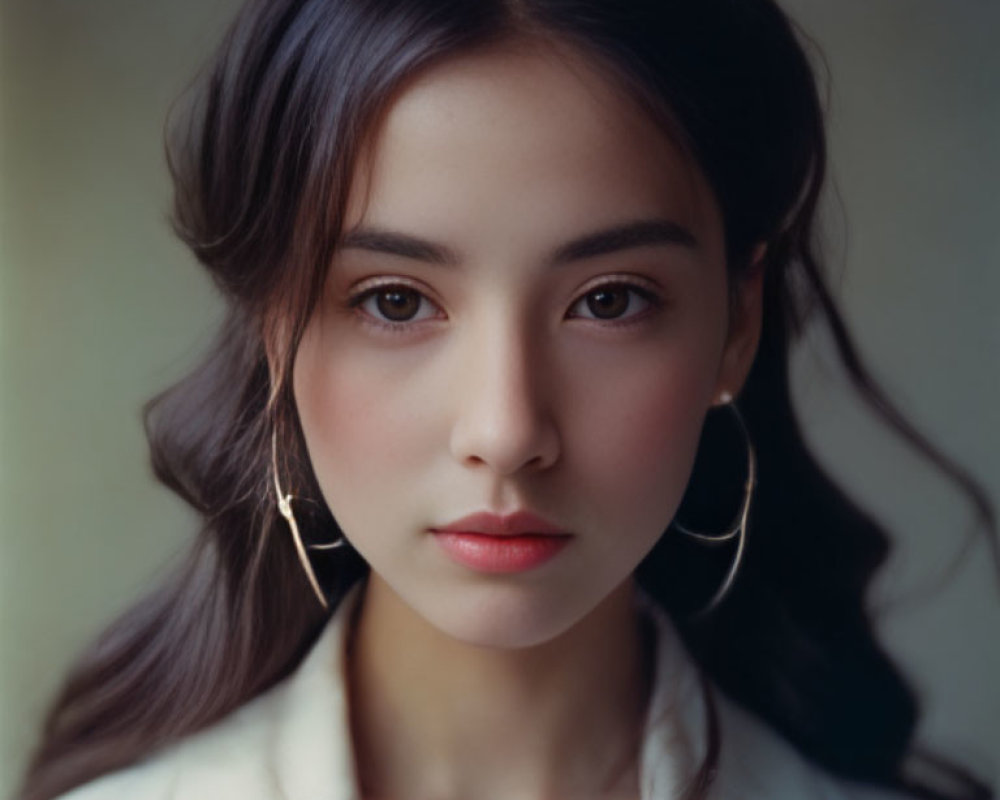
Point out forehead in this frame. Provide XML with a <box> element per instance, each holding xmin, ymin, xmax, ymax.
<box><xmin>344</xmin><ymin>40</ymin><xmax>721</xmax><ymax>257</ymax></box>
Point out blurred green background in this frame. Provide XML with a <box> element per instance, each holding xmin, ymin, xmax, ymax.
<box><xmin>1</xmin><ymin>0</ymin><xmax>998</xmax><ymax>795</ymax></box>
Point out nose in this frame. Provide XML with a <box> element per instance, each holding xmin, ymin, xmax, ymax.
<box><xmin>448</xmin><ymin>322</ymin><xmax>560</xmax><ymax>477</ymax></box>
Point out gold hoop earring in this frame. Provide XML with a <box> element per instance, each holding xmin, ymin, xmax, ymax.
<box><xmin>271</xmin><ymin>428</ymin><xmax>347</xmax><ymax>611</ymax></box>
<box><xmin>672</xmin><ymin>394</ymin><xmax>756</xmax><ymax>619</ymax></box>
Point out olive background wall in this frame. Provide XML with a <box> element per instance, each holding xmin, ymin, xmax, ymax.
<box><xmin>1</xmin><ymin>0</ymin><xmax>998</xmax><ymax>795</ymax></box>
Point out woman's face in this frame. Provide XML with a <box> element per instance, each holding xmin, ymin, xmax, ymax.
<box><xmin>294</xmin><ymin>42</ymin><xmax>761</xmax><ymax>648</ymax></box>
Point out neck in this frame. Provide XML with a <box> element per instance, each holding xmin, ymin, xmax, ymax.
<box><xmin>347</xmin><ymin>576</ymin><xmax>654</xmax><ymax>800</ymax></box>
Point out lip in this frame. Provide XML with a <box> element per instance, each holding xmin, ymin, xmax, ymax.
<box><xmin>432</xmin><ymin>510</ymin><xmax>569</xmax><ymax>537</ymax></box>
<box><xmin>430</xmin><ymin>511</ymin><xmax>571</xmax><ymax>573</ymax></box>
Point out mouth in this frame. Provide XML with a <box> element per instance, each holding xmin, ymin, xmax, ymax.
<box><xmin>430</xmin><ymin>510</ymin><xmax>571</xmax><ymax>573</ymax></box>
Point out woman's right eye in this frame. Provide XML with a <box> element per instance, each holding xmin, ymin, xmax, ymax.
<box><xmin>350</xmin><ymin>284</ymin><xmax>442</xmax><ymax>326</ymax></box>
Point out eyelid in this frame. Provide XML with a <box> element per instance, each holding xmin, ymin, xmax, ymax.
<box><xmin>348</xmin><ymin>274</ymin><xmax>432</xmax><ymax>298</ymax></box>
<box><xmin>576</xmin><ymin>273</ymin><xmax>661</xmax><ymax>295</ymax></box>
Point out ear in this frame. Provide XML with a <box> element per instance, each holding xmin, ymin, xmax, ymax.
<box><xmin>713</xmin><ymin>243</ymin><xmax>766</xmax><ymax>404</ymax></box>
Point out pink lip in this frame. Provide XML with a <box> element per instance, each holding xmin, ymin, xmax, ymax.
<box><xmin>433</xmin><ymin>510</ymin><xmax>568</xmax><ymax>537</ymax></box>
<box><xmin>431</xmin><ymin>511</ymin><xmax>571</xmax><ymax>573</ymax></box>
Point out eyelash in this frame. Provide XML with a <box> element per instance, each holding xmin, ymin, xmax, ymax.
<box><xmin>566</xmin><ymin>279</ymin><xmax>661</xmax><ymax>327</ymax></box>
<box><xmin>347</xmin><ymin>279</ymin><xmax>445</xmax><ymax>334</ymax></box>
<box><xmin>346</xmin><ymin>277</ymin><xmax>663</xmax><ymax>333</ymax></box>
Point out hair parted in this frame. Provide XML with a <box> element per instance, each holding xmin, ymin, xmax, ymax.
<box><xmin>21</xmin><ymin>1</ymin><xmax>996</xmax><ymax>799</ymax></box>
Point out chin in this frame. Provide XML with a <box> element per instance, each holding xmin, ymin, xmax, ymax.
<box><xmin>416</xmin><ymin>581</ymin><xmax>609</xmax><ymax>651</ymax></box>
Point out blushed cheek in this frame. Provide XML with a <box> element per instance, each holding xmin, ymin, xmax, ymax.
<box><xmin>626</xmin><ymin>395</ymin><xmax>703</xmax><ymax>487</ymax></box>
<box><xmin>582</xmin><ymin>359</ymin><xmax>712</xmax><ymax>529</ymax></box>
<box><xmin>294</xmin><ymin>332</ymin><xmax>374</xmax><ymax>487</ymax></box>
<box><xmin>294</xmin><ymin>330</ymin><xmax>433</xmax><ymax>508</ymax></box>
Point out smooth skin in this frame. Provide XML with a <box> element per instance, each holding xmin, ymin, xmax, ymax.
<box><xmin>294</xmin><ymin>39</ymin><xmax>763</xmax><ymax>800</ymax></box>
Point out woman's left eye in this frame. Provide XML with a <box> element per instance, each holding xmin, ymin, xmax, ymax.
<box><xmin>568</xmin><ymin>283</ymin><xmax>656</xmax><ymax>322</ymax></box>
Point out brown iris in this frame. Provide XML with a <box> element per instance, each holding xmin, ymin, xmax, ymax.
<box><xmin>585</xmin><ymin>287</ymin><xmax>630</xmax><ymax>319</ymax></box>
<box><xmin>376</xmin><ymin>288</ymin><xmax>422</xmax><ymax>321</ymax></box>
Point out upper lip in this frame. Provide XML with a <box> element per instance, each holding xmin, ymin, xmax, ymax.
<box><xmin>432</xmin><ymin>510</ymin><xmax>570</xmax><ymax>537</ymax></box>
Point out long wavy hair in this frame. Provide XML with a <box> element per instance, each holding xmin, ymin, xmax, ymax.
<box><xmin>21</xmin><ymin>1</ymin><xmax>997</xmax><ymax>799</ymax></box>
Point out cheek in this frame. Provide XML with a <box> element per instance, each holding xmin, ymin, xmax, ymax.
<box><xmin>294</xmin><ymin>325</ymin><xmax>396</xmax><ymax>500</ymax></box>
<box><xmin>293</xmin><ymin>320</ymin><xmax>450</xmax><ymax>542</ymax></box>
<box><xmin>560</xmin><ymin>334</ymin><xmax>720</xmax><ymax>533</ymax></box>
<box><xmin>596</xmin><ymin>367</ymin><xmax>707</xmax><ymax>483</ymax></box>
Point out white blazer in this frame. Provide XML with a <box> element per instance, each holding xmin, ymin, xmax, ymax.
<box><xmin>58</xmin><ymin>584</ymin><xmax>901</xmax><ymax>800</ymax></box>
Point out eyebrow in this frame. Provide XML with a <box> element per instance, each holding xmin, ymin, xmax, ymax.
<box><xmin>551</xmin><ymin>219</ymin><xmax>698</xmax><ymax>263</ymax></box>
<box><xmin>338</xmin><ymin>218</ymin><xmax>699</xmax><ymax>267</ymax></box>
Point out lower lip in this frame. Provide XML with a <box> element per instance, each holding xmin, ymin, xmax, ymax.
<box><xmin>433</xmin><ymin>532</ymin><xmax>569</xmax><ymax>573</ymax></box>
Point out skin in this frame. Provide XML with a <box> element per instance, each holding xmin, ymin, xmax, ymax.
<box><xmin>294</xmin><ymin>40</ymin><xmax>763</xmax><ymax>800</ymax></box>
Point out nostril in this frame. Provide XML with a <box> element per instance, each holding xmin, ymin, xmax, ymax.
<box><xmin>451</xmin><ymin>420</ymin><xmax>560</xmax><ymax>477</ymax></box>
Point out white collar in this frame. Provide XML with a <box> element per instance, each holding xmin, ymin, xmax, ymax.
<box><xmin>126</xmin><ymin>581</ymin><xmax>853</xmax><ymax>800</ymax></box>
<box><xmin>272</xmin><ymin>582</ymin><xmax>711</xmax><ymax>800</ymax></box>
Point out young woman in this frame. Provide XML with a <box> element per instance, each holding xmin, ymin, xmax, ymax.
<box><xmin>20</xmin><ymin>1</ymin><xmax>996</xmax><ymax>799</ymax></box>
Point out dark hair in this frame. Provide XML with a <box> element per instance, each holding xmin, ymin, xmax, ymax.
<box><xmin>21</xmin><ymin>1</ymin><xmax>997</xmax><ymax>799</ymax></box>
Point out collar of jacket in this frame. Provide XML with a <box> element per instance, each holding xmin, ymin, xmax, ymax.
<box><xmin>61</xmin><ymin>581</ymin><xmax>871</xmax><ymax>800</ymax></box>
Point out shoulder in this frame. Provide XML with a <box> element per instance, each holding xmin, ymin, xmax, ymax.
<box><xmin>54</xmin><ymin>585</ymin><xmax>364</xmax><ymax>800</ymax></box>
<box><xmin>636</xmin><ymin>591</ymin><xmax>908</xmax><ymax>800</ymax></box>
<box><xmin>56</xmin><ymin>684</ymin><xmax>293</xmax><ymax>800</ymax></box>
